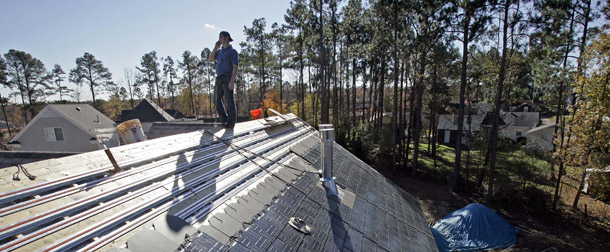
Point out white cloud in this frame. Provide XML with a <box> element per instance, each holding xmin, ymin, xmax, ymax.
<box><xmin>204</xmin><ymin>24</ymin><xmax>218</xmax><ymax>30</ymax></box>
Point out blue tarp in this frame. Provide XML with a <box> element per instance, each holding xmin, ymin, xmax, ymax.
<box><xmin>431</xmin><ymin>203</ymin><xmax>519</xmax><ymax>252</ymax></box>
<box><xmin>430</xmin><ymin>226</ymin><xmax>451</xmax><ymax>252</ymax></box>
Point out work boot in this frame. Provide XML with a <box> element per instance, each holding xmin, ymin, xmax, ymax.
<box><xmin>222</xmin><ymin>122</ymin><xmax>235</xmax><ymax>129</ymax></box>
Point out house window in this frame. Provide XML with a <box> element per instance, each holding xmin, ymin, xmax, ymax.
<box><xmin>44</xmin><ymin>127</ymin><xmax>64</xmax><ymax>141</ymax></box>
<box><xmin>516</xmin><ymin>130</ymin><xmax>522</xmax><ymax>136</ymax></box>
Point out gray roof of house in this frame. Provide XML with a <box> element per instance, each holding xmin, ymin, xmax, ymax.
<box><xmin>501</xmin><ymin>112</ymin><xmax>539</xmax><ymax>127</ymax></box>
<box><xmin>49</xmin><ymin>104</ymin><xmax>116</xmax><ymax>131</ymax></box>
<box><xmin>122</xmin><ymin>99</ymin><xmax>175</xmax><ymax>122</ymax></box>
<box><xmin>527</xmin><ymin>123</ymin><xmax>555</xmax><ymax>134</ymax></box>
<box><xmin>0</xmin><ymin>114</ymin><xmax>437</xmax><ymax>252</ymax></box>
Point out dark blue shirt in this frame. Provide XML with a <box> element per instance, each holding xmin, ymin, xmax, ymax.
<box><xmin>215</xmin><ymin>45</ymin><xmax>239</xmax><ymax>76</ymax></box>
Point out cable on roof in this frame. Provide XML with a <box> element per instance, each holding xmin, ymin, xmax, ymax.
<box><xmin>12</xmin><ymin>164</ymin><xmax>37</xmax><ymax>181</ymax></box>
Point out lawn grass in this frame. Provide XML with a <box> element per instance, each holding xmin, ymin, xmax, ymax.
<box><xmin>406</xmin><ymin>142</ymin><xmax>610</xmax><ymax>223</ymax></box>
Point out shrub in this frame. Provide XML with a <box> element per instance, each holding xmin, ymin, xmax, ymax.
<box><xmin>588</xmin><ymin>172</ymin><xmax>610</xmax><ymax>203</ymax></box>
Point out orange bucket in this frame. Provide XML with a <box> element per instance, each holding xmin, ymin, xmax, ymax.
<box><xmin>250</xmin><ymin>109</ymin><xmax>261</xmax><ymax>120</ymax></box>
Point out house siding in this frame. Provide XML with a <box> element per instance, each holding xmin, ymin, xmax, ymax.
<box><xmin>437</xmin><ymin>129</ymin><xmax>463</xmax><ymax>146</ymax></box>
<box><xmin>500</xmin><ymin>126</ymin><xmax>531</xmax><ymax>142</ymax></box>
<box><xmin>527</xmin><ymin>126</ymin><xmax>555</xmax><ymax>151</ymax></box>
<box><xmin>13</xmin><ymin>117</ymin><xmax>100</xmax><ymax>152</ymax></box>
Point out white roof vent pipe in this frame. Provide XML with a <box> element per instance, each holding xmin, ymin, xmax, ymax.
<box><xmin>319</xmin><ymin>126</ymin><xmax>341</xmax><ymax>198</ymax></box>
<box><xmin>318</xmin><ymin>124</ymin><xmax>333</xmax><ymax>175</ymax></box>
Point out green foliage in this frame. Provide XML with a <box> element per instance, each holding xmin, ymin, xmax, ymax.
<box><xmin>468</xmin><ymin>48</ymin><xmax>533</xmax><ymax>103</ymax></box>
<box><xmin>556</xmin><ymin>28</ymin><xmax>610</xmax><ymax>168</ymax></box>
<box><xmin>497</xmin><ymin>136</ymin><xmax>519</xmax><ymax>152</ymax></box>
<box><xmin>69</xmin><ymin>52</ymin><xmax>114</xmax><ymax>110</ymax></box>
<box><xmin>3</xmin><ymin>50</ymin><xmax>51</xmax><ymax>120</ymax></box>
<box><xmin>102</xmin><ymin>92</ymin><xmax>122</xmax><ymax>121</ymax></box>
<box><xmin>243</xmin><ymin>18</ymin><xmax>275</xmax><ymax>103</ymax></box>
<box><xmin>347</xmin><ymin>122</ymin><xmax>376</xmax><ymax>165</ymax></box>
<box><xmin>178</xmin><ymin>50</ymin><xmax>200</xmax><ymax>116</ymax></box>
<box><xmin>137</xmin><ymin>51</ymin><xmax>163</xmax><ymax>106</ymax></box>
<box><xmin>588</xmin><ymin>172</ymin><xmax>610</xmax><ymax>203</ymax></box>
<box><xmin>163</xmin><ymin>56</ymin><xmax>179</xmax><ymax>109</ymax></box>
<box><xmin>50</xmin><ymin>64</ymin><xmax>72</xmax><ymax>102</ymax></box>
<box><xmin>341</xmin><ymin>121</ymin><xmax>398</xmax><ymax>170</ymax></box>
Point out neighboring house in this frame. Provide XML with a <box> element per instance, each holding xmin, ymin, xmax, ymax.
<box><xmin>503</xmin><ymin>101</ymin><xmax>536</xmax><ymax>112</ymax></box>
<box><xmin>526</xmin><ymin>123</ymin><xmax>555</xmax><ymax>151</ymax></box>
<box><xmin>437</xmin><ymin>113</ymin><xmax>485</xmax><ymax>145</ymax></box>
<box><xmin>370</xmin><ymin>112</ymin><xmax>394</xmax><ymax>124</ymax></box>
<box><xmin>437</xmin><ymin>102</ymin><xmax>539</xmax><ymax>145</ymax></box>
<box><xmin>0</xmin><ymin>114</ymin><xmax>438</xmax><ymax>252</ymax></box>
<box><xmin>437</xmin><ymin>103</ymin><xmax>490</xmax><ymax>146</ymax></box>
<box><xmin>481</xmin><ymin>111</ymin><xmax>540</xmax><ymax>143</ymax></box>
<box><xmin>120</xmin><ymin>99</ymin><xmax>175</xmax><ymax>122</ymax></box>
<box><xmin>7</xmin><ymin>104</ymin><xmax>119</xmax><ymax>152</ymax></box>
<box><xmin>444</xmin><ymin>102</ymin><xmax>492</xmax><ymax>115</ymax></box>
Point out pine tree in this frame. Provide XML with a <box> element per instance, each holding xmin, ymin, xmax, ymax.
<box><xmin>178</xmin><ymin>51</ymin><xmax>199</xmax><ymax>116</ymax></box>
<box><xmin>51</xmin><ymin>64</ymin><xmax>72</xmax><ymax>103</ymax></box>
<box><xmin>69</xmin><ymin>52</ymin><xmax>114</xmax><ymax>110</ymax></box>
<box><xmin>137</xmin><ymin>51</ymin><xmax>163</xmax><ymax>106</ymax></box>
<box><xmin>4</xmin><ymin>50</ymin><xmax>51</xmax><ymax>122</ymax></box>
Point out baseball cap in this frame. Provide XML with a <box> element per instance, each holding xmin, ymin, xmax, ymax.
<box><xmin>220</xmin><ymin>31</ymin><xmax>233</xmax><ymax>42</ymax></box>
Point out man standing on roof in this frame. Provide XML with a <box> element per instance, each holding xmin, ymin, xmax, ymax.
<box><xmin>209</xmin><ymin>31</ymin><xmax>239</xmax><ymax>129</ymax></box>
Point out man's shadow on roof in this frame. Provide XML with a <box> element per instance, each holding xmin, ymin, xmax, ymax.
<box><xmin>165</xmin><ymin>126</ymin><xmax>234</xmax><ymax>232</ymax></box>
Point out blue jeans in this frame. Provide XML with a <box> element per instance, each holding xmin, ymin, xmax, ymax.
<box><xmin>214</xmin><ymin>74</ymin><xmax>236</xmax><ymax>123</ymax></box>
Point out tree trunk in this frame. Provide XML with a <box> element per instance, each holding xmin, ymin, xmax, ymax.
<box><xmin>378</xmin><ymin>58</ymin><xmax>386</xmax><ymax>133</ymax></box>
<box><xmin>156</xmin><ymin>78</ymin><xmax>162</xmax><ymax>108</ymax></box>
<box><xmin>554</xmin><ymin>0</ymin><xmax>591</xmax><ymax>210</ymax></box>
<box><xmin>487</xmin><ymin>0</ymin><xmax>510</xmax><ymax>204</ymax></box>
<box><xmin>405</xmin><ymin>75</ymin><xmax>416</xmax><ymax>167</ymax></box>
<box><xmin>352</xmin><ymin>58</ymin><xmax>357</xmax><ymax>138</ymax></box>
<box><xmin>550</xmin><ymin>7</ymin><xmax>575</xmax><ymax>180</ymax></box>
<box><xmin>188</xmin><ymin>72</ymin><xmax>194</xmax><ymax>116</ymax></box>
<box><xmin>0</xmin><ymin>93</ymin><xmax>12</xmax><ymax>138</ymax></box>
<box><xmin>299</xmin><ymin>30</ymin><xmax>307</xmax><ymax>121</ymax></box>
<box><xmin>432</xmin><ymin>114</ymin><xmax>438</xmax><ymax>167</ymax></box>
<box><xmin>572</xmin><ymin>171</ymin><xmax>587</xmax><ymax>209</ymax></box>
<box><xmin>371</xmin><ymin>62</ymin><xmax>378</xmax><ymax>126</ymax></box>
<box><xmin>279</xmin><ymin>46</ymin><xmax>283</xmax><ymax>113</ymax></box>
<box><xmin>453</xmin><ymin>13</ymin><xmax>470</xmax><ymax>192</ymax></box>
<box><xmin>368</xmin><ymin>62</ymin><xmax>375</xmax><ymax>124</ymax></box>
<box><xmin>362</xmin><ymin>62</ymin><xmax>367</xmax><ymax>124</ymax></box>
<box><xmin>466</xmin><ymin>101</ymin><xmax>473</xmax><ymax>189</ymax></box>
<box><xmin>399</xmin><ymin>60</ymin><xmax>405</xmax><ymax>169</ymax></box>
<box><xmin>90</xmin><ymin>84</ymin><xmax>97</xmax><ymax>110</ymax></box>
<box><xmin>412</xmin><ymin>52</ymin><xmax>427</xmax><ymax>176</ymax></box>
<box><xmin>318</xmin><ymin>0</ymin><xmax>327</xmax><ymax>124</ymax></box>
<box><xmin>392</xmin><ymin>2</ymin><xmax>399</xmax><ymax>171</ymax></box>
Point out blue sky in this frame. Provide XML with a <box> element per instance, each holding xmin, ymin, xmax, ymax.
<box><xmin>1</xmin><ymin>0</ymin><xmax>292</xmax><ymax>101</ymax></box>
